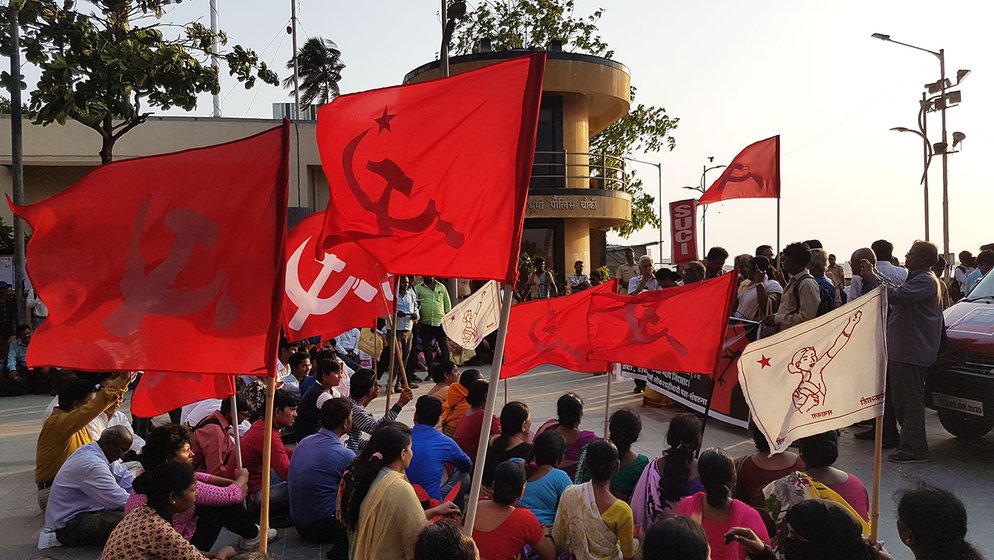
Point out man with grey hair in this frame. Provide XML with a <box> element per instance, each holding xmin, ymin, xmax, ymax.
<box><xmin>807</xmin><ymin>248</ymin><xmax>836</xmax><ymax>316</ymax></box>
<box><xmin>628</xmin><ymin>254</ymin><xmax>659</xmax><ymax>295</ymax></box>
<box><xmin>856</xmin><ymin>240</ymin><xmax>943</xmax><ymax>463</ymax></box>
<box><xmin>846</xmin><ymin>247</ymin><xmax>875</xmax><ymax>301</ymax></box>
<box><xmin>40</xmin><ymin>425</ymin><xmax>134</xmax><ymax>548</ymax></box>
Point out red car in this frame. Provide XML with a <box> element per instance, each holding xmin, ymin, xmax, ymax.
<box><xmin>926</xmin><ymin>271</ymin><xmax>994</xmax><ymax>438</ymax></box>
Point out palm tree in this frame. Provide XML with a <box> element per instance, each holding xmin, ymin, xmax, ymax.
<box><xmin>284</xmin><ymin>37</ymin><xmax>345</xmax><ymax>107</ymax></box>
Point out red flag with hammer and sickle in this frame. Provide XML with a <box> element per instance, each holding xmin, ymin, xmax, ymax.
<box><xmin>10</xmin><ymin>123</ymin><xmax>290</xmax><ymax>375</ymax></box>
<box><xmin>501</xmin><ymin>280</ymin><xmax>617</xmax><ymax>379</ymax></box>
<box><xmin>586</xmin><ymin>274</ymin><xmax>737</xmax><ymax>374</ymax></box>
<box><xmin>316</xmin><ymin>53</ymin><xmax>546</xmax><ymax>283</ymax></box>
<box><xmin>281</xmin><ymin>213</ymin><xmax>393</xmax><ymax>343</ymax></box>
<box><xmin>697</xmin><ymin>135</ymin><xmax>780</xmax><ymax>205</ymax></box>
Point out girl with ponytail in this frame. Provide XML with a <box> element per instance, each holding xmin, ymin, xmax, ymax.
<box><xmin>471</xmin><ymin>460</ymin><xmax>556</xmax><ymax>560</ymax></box>
<box><xmin>103</xmin><ymin>462</ymin><xmax>237</xmax><ymax>559</ymax></box>
<box><xmin>575</xmin><ymin>408</ymin><xmax>649</xmax><ymax>501</ymax></box>
<box><xmin>481</xmin><ymin>401</ymin><xmax>533</xmax><ymax>487</ymax></box>
<box><xmin>676</xmin><ymin>448</ymin><xmax>769</xmax><ymax>560</ymax></box>
<box><xmin>630</xmin><ymin>413</ymin><xmax>704</xmax><ymax>536</ymax></box>
<box><xmin>337</xmin><ymin>421</ymin><xmax>458</xmax><ymax>560</ymax></box>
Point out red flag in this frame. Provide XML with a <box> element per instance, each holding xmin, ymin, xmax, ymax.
<box><xmin>131</xmin><ymin>372</ymin><xmax>237</xmax><ymax>418</ymax></box>
<box><xmin>11</xmin><ymin>124</ymin><xmax>290</xmax><ymax>375</ymax></box>
<box><xmin>669</xmin><ymin>199</ymin><xmax>699</xmax><ymax>265</ymax></box>
<box><xmin>587</xmin><ymin>274</ymin><xmax>737</xmax><ymax>374</ymax></box>
<box><xmin>502</xmin><ymin>281</ymin><xmax>617</xmax><ymax>379</ymax></box>
<box><xmin>316</xmin><ymin>54</ymin><xmax>545</xmax><ymax>283</ymax></box>
<box><xmin>697</xmin><ymin>135</ymin><xmax>780</xmax><ymax>205</ymax></box>
<box><xmin>282</xmin><ymin>213</ymin><xmax>393</xmax><ymax>343</ymax></box>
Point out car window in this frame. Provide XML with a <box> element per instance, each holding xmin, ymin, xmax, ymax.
<box><xmin>965</xmin><ymin>271</ymin><xmax>994</xmax><ymax>300</ymax></box>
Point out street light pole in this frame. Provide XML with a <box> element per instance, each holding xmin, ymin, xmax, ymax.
<box><xmin>439</xmin><ymin>1</ymin><xmax>466</xmax><ymax>302</ymax></box>
<box><xmin>8</xmin><ymin>1</ymin><xmax>27</xmax><ymax>324</ymax></box>
<box><xmin>938</xmin><ymin>48</ymin><xmax>950</xmax><ymax>271</ymax></box>
<box><xmin>872</xmin><ymin>33</ymin><xmax>958</xmax><ymax>277</ymax></box>
<box><xmin>683</xmin><ymin>161</ymin><xmax>726</xmax><ymax>257</ymax></box>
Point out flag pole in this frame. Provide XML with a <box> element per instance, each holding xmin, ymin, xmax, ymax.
<box><xmin>385</xmin><ymin>277</ymin><xmax>401</xmax><ymax>415</ymax></box>
<box><xmin>503</xmin><ymin>379</ymin><xmax>508</xmax><ymax>406</ymax></box>
<box><xmin>603</xmin><ymin>363</ymin><xmax>613</xmax><ymax>437</ymax></box>
<box><xmin>229</xmin><ymin>393</ymin><xmax>243</xmax><ymax>470</ymax></box>
<box><xmin>463</xmin><ymin>283</ymin><xmax>514</xmax><ymax>535</ymax></box>
<box><xmin>776</xmin><ymin>198</ymin><xmax>781</xmax><ymax>260</ymax></box>
<box><xmin>257</xmin><ymin>375</ymin><xmax>277</xmax><ymax>554</ymax></box>
<box><xmin>870</xmin><ymin>415</ymin><xmax>884</xmax><ymax>542</ymax></box>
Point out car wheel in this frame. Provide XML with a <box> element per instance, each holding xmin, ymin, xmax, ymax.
<box><xmin>937</xmin><ymin>410</ymin><xmax>994</xmax><ymax>439</ymax></box>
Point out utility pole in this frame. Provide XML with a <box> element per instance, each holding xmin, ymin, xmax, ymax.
<box><xmin>8</xmin><ymin>1</ymin><xmax>28</xmax><ymax>323</ymax></box>
<box><xmin>210</xmin><ymin>0</ymin><xmax>221</xmax><ymax>117</ymax></box>
<box><xmin>290</xmin><ymin>0</ymin><xmax>301</xmax><ymax>120</ymax></box>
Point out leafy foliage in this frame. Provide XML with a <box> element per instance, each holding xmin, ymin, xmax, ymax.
<box><xmin>451</xmin><ymin>0</ymin><xmax>678</xmax><ymax>237</ymax></box>
<box><xmin>5</xmin><ymin>0</ymin><xmax>279</xmax><ymax>163</ymax></box>
<box><xmin>452</xmin><ymin>0</ymin><xmax>612</xmax><ymax>58</ymax></box>
<box><xmin>0</xmin><ymin>216</ymin><xmax>14</xmax><ymax>254</ymax></box>
<box><xmin>284</xmin><ymin>37</ymin><xmax>345</xmax><ymax>107</ymax></box>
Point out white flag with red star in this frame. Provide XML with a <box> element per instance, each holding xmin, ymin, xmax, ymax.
<box><xmin>738</xmin><ymin>287</ymin><xmax>888</xmax><ymax>453</ymax></box>
<box><xmin>442</xmin><ymin>280</ymin><xmax>502</xmax><ymax>350</ymax></box>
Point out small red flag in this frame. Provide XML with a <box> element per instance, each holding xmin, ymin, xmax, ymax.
<box><xmin>697</xmin><ymin>135</ymin><xmax>780</xmax><ymax>205</ymax></box>
<box><xmin>11</xmin><ymin>123</ymin><xmax>290</xmax><ymax>375</ymax></box>
<box><xmin>501</xmin><ymin>281</ymin><xmax>617</xmax><ymax>379</ymax></box>
<box><xmin>587</xmin><ymin>274</ymin><xmax>737</xmax><ymax>374</ymax></box>
<box><xmin>131</xmin><ymin>372</ymin><xmax>237</xmax><ymax>418</ymax></box>
<box><xmin>282</xmin><ymin>213</ymin><xmax>393</xmax><ymax>343</ymax></box>
<box><xmin>316</xmin><ymin>53</ymin><xmax>546</xmax><ymax>283</ymax></box>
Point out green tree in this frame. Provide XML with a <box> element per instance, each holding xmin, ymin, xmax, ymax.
<box><xmin>452</xmin><ymin>0</ymin><xmax>679</xmax><ymax>237</ymax></box>
<box><xmin>284</xmin><ymin>37</ymin><xmax>345</xmax><ymax>107</ymax></box>
<box><xmin>4</xmin><ymin>0</ymin><xmax>279</xmax><ymax>164</ymax></box>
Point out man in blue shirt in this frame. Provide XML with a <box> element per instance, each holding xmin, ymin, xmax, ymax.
<box><xmin>288</xmin><ymin>397</ymin><xmax>354</xmax><ymax>558</ymax></box>
<box><xmin>406</xmin><ymin>396</ymin><xmax>473</xmax><ymax>508</ymax></box>
<box><xmin>292</xmin><ymin>359</ymin><xmax>344</xmax><ymax>443</ymax></box>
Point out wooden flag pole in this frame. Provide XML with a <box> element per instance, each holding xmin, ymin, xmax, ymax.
<box><xmin>463</xmin><ymin>283</ymin><xmax>514</xmax><ymax>535</ymax></box>
<box><xmin>385</xmin><ymin>278</ymin><xmax>401</xmax><ymax>415</ymax></box>
<box><xmin>603</xmin><ymin>363</ymin><xmax>613</xmax><ymax>437</ymax></box>
<box><xmin>503</xmin><ymin>379</ymin><xmax>508</xmax><ymax>406</ymax></box>
<box><xmin>229</xmin><ymin>393</ymin><xmax>243</xmax><ymax>470</ymax></box>
<box><xmin>257</xmin><ymin>375</ymin><xmax>277</xmax><ymax>554</ymax></box>
<box><xmin>870</xmin><ymin>415</ymin><xmax>884</xmax><ymax>542</ymax></box>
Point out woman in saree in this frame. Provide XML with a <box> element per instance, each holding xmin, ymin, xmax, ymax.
<box><xmin>338</xmin><ymin>421</ymin><xmax>458</xmax><ymax>560</ymax></box>
<box><xmin>552</xmin><ymin>439</ymin><xmax>635</xmax><ymax>560</ymax></box>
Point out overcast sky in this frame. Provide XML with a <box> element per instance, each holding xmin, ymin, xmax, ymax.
<box><xmin>46</xmin><ymin>1</ymin><xmax>994</xmax><ymax>263</ymax></box>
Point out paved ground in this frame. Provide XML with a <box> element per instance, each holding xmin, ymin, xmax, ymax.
<box><xmin>3</xmin><ymin>365</ymin><xmax>993</xmax><ymax>559</ymax></box>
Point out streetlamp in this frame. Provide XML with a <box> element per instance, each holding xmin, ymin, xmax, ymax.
<box><xmin>872</xmin><ymin>33</ymin><xmax>970</xmax><ymax>275</ymax></box>
<box><xmin>440</xmin><ymin>0</ymin><xmax>466</xmax><ymax>303</ymax></box>
<box><xmin>682</xmin><ymin>158</ymin><xmax>726</xmax><ymax>256</ymax></box>
<box><xmin>625</xmin><ymin>157</ymin><xmax>663</xmax><ymax>263</ymax></box>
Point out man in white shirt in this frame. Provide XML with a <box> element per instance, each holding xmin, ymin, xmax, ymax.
<box><xmin>390</xmin><ymin>275</ymin><xmax>421</xmax><ymax>390</ymax></box>
<box><xmin>40</xmin><ymin>426</ymin><xmax>133</xmax><ymax>549</ymax></box>
<box><xmin>628</xmin><ymin>255</ymin><xmax>659</xmax><ymax>295</ymax></box>
<box><xmin>872</xmin><ymin>239</ymin><xmax>908</xmax><ymax>285</ymax></box>
<box><xmin>87</xmin><ymin>393</ymin><xmax>145</xmax><ymax>453</ymax></box>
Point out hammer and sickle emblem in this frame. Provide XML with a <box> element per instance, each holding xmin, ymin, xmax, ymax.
<box><xmin>342</xmin><ymin>125</ymin><xmax>465</xmax><ymax>248</ymax></box>
<box><xmin>285</xmin><ymin>237</ymin><xmax>380</xmax><ymax>331</ymax></box>
<box><xmin>104</xmin><ymin>198</ymin><xmax>237</xmax><ymax>337</ymax></box>
<box><xmin>709</xmin><ymin>162</ymin><xmax>765</xmax><ymax>195</ymax></box>
<box><xmin>624</xmin><ymin>305</ymin><xmax>689</xmax><ymax>355</ymax></box>
<box><xmin>528</xmin><ymin>309</ymin><xmax>586</xmax><ymax>362</ymax></box>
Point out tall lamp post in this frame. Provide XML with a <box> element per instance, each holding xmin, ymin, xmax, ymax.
<box><xmin>625</xmin><ymin>157</ymin><xmax>663</xmax><ymax>263</ymax></box>
<box><xmin>683</xmin><ymin>158</ymin><xmax>726</xmax><ymax>256</ymax></box>
<box><xmin>440</xmin><ymin>0</ymin><xmax>466</xmax><ymax>303</ymax></box>
<box><xmin>872</xmin><ymin>33</ymin><xmax>970</xmax><ymax>276</ymax></box>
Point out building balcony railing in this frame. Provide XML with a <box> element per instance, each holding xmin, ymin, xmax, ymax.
<box><xmin>530</xmin><ymin>150</ymin><xmax>628</xmax><ymax>191</ymax></box>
